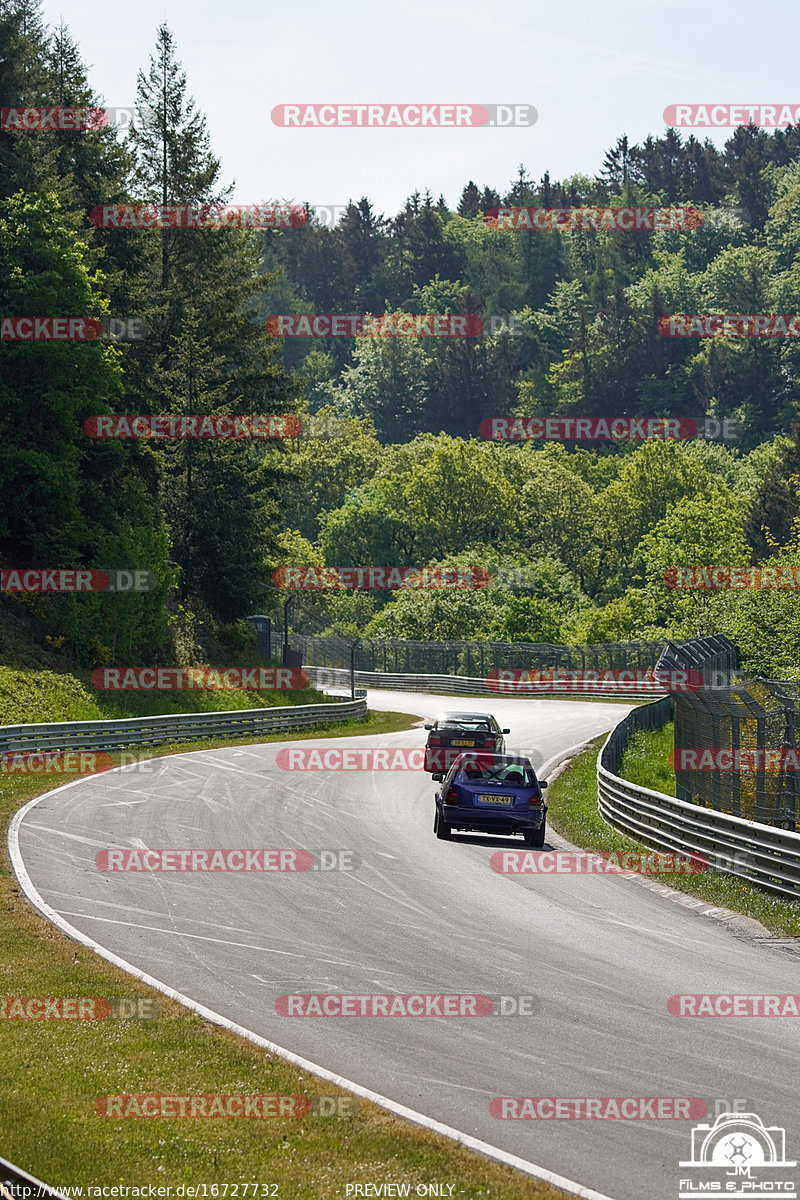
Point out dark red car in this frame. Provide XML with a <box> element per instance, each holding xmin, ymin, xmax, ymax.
<box><xmin>424</xmin><ymin>711</ymin><xmax>509</xmax><ymax>776</ymax></box>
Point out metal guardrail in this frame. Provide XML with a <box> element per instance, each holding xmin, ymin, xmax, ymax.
<box><xmin>598</xmin><ymin>699</ymin><xmax>800</xmax><ymax>899</ymax></box>
<box><xmin>0</xmin><ymin>696</ymin><xmax>368</xmax><ymax>756</ymax></box>
<box><xmin>1</xmin><ymin>1152</ymin><xmax>68</xmax><ymax>1199</ymax></box>
<box><xmin>305</xmin><ymin>665</ymin><xmax>664</xmax><ymax>700</ymax></box>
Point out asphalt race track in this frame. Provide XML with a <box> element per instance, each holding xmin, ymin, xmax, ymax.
<box><xmin>11</xmin><ymin>689</ymin><xmax>800</xmax><ymax>1200</ymax></box>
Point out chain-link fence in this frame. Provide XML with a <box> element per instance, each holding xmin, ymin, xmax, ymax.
<box><xmin>658</xmin><ymin>636</ymin><xmax>800</xmax><ymax>831</ymax></box>
<box><xmin>294</xmin><ymin>635</ymin><xmax>667</xmax><ymax>677</ymax></box>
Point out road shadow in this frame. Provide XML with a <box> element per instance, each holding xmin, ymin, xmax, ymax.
<box><xmin>446</xmin><ymin>832</ymin><xmax>553</xmax><ymax>850</ymax></box>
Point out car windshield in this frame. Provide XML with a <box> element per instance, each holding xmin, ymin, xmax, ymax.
<box><xmin>460</xmin><ymin>759</ymin><xmax>536</xmax><ymax>787</ymax></box>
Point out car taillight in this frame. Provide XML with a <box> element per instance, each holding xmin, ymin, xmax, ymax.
<box><xmin>445</xmin><ymin>786</ymin><xmax>460</xmax><ymax>805</ymax></box>
<box><xmin>428</xmin><ymin>735</ymin><xmax>441</xmax><ymax>746</ymax></box>
<box><xmin>528</xmin><ymin>793</ymin><xmax>542</xmax><ymax>806</ymax></box>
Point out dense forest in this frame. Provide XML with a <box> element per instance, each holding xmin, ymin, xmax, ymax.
<box><xmin>3</xmin><ymin>0</ymin><xmax>800</xmax><ymax>680</ymax></box>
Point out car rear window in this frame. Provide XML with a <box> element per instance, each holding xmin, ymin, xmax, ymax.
<box><xmin>440</xmin><ymin>718</ymin><xmax>492</xmax><ymax>731</ymax></box>
<box><xmin>460</xmin><ymin>761</ymin><xmax>537</xmax><ymax>787</ymax></box>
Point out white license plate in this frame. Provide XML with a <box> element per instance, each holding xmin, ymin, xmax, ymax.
<box><xmin>480</xmin><ymin>795</ymin><xmax>514</xmax><ymax>805</ymax></box>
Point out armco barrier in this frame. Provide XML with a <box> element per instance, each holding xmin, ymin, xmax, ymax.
<box><xmin>598</xmin><ymin>698</ymin><xmax>800</xmax><ymax>899</ymax></box>
<box><xmin>0</xmin><ymin>695</ymin><xmax>367</xmax><ymax>757</ymax></box>
<box><xmin>304</xmin><ymin>665</ymin><xmax>665</xmax><ymax>700</ymax></box>
<box><xmin>1</xmin><ymin>1151</ymin><xmax>68</xmax><ymax>1198</ymax></box>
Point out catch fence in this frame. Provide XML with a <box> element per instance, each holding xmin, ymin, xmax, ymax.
<box><xmin>295</xmin><ymin>635</ymin><xmax>667</xmax><ymax>678</ymax></box>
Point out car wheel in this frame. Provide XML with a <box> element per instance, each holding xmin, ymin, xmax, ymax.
<box><xmin>523</xmin><ymin>821</ymin><xmax>545</xmax><ymax>847</ymax></box>
<box><xmin>434</xmin><ymin>807</ymin><xmax>452</xmax><ymax>840</ymax></box>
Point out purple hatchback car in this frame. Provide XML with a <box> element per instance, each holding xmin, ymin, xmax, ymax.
<box><xmin>433</xmin><ymin>752</ymin><xmax>548</xmax><ymax>845</ymax></box>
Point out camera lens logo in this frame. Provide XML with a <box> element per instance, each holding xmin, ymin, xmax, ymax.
<box><xmin>679</xmin><ymin>1111</ymin><xmax>796</xmax><ymax>1198</ymax></box>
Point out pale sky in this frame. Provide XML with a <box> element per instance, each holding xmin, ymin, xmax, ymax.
<box><xmin>47</xmin><ymin>0</ymin><xmax>800</xmax><ymax>218</ymax></box>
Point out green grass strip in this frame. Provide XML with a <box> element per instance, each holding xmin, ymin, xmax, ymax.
<box><xmin>546</xmin><ymin>726</ymin><xmax>800</xmax><ymax>936</ymax></box>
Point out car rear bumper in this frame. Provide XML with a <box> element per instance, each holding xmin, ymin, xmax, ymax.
<box><xmin>440</xmin><ymin>802</ymin><xmax>546</xmax><ymax>834</ymax></box>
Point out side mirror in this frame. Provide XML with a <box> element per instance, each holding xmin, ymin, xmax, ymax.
<box><xmin>432</xmin><ymin>773</ymin><xmax>443</xmax><ymax>782</ymax></box>
<box><xmin>502</xmin><ymin>728</ymin><xmax>510</xmax><ymax>734</ymax></box>
<box><xmin>540</xmin><ymin>780</ymin><xmax>548</xmax><ymax>789</ymax></box>
<box><xmin>424</xmin><ymin>724</ymin><xmax>433</xmax><ymax>730</ymax></box>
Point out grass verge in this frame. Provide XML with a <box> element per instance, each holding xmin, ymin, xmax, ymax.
<box><xmin>546</xmin><ymin>729</ymin><xmax>800</xmax><ymax>936</ymax></box>
<box><xmin>0</xmin><ymin>662</ymin><xmax>341</xmax><ymax>726</ymax></box>
<box><xmin>1</xmin><ymin>708</ymin><xmax>564</xmax><ymax>1197</ymax></box>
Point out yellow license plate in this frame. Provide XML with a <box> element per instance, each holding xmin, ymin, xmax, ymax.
<box><xmin>452</xmin><ymin>739</ymin><xmax>474</xmax><ymax>746</ymax></box>
<box><xmin>480</xmin><ymin>795</ymin><xmax>513</xmax><ymax>805</ymax></box>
